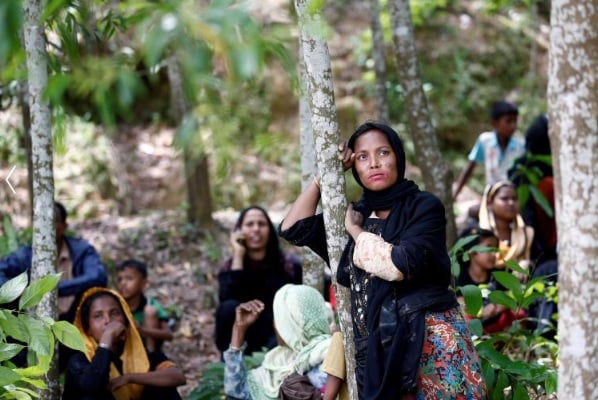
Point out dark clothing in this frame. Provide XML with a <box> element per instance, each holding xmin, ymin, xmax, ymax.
<box><xmin>62</xmin><ymin>348</ymin><xmax>182</xmax><ymax>400</ymax></box>
<box><xmin>215</xmin><ymin>253</ymin><xmax>302</xmax><ymax>355</ymax></box>
<box><xmin>0</xmin><ymin>236</ymin><xmax>108</xmax><ymax>322</ymax></box>
<box><xmin>280</xmin><ymin>188</ymin><xmax>459</xmax><ymax>399</ymax></box>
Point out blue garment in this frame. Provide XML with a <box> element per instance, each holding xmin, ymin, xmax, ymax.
<box><xmin>0</xmin><ymin>236</ymin><xmax>107</xmax><ymax>316</ymax></box>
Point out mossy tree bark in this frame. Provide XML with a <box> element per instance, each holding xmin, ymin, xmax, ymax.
<box><xmin>299</xmin><ymin>45</ymin><xmax>327</xmax><ymax>294</ymax></box>
<box><xmin>22</xmin><ymin>0</ymin><xmax>59</xmax><ymax>397</ymax></box>
<box><xmin>548</xmin><ymin>0</ymin><xmax>598</xmax><ymax>398</ymax></box>
<box><xmin>388</xmin><ymin>0</ymin><xmax>458</xmax><ymax>244</ymax></box>
<box><xmin>294</xmin><ymin>0</ymin><xmax>357</xmax><ymax>397</ymax></box>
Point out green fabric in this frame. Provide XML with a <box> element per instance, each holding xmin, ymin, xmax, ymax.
<box><xmin>132</xmin><ymin>296</ymin><xmax>169</xmax><ymax>325</ymax></box>
<box><xmin>247</xmin><ymin>284</ymin><xmax>332</xmax><ymax>400</ymax></box>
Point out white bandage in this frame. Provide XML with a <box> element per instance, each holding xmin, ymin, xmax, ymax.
<box><xmin>353</xmin><ymin>232</ymin><xmax>403</xmax><ymax>281</ymax></box>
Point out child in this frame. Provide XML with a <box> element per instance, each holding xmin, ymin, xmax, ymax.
<box><xmin>116</xmin><ymin>259</ymin><xmax>173</xmax><ymax>352</ymax></box>
<box><xmin>453</xmin><ymin>100</ymin><xmax>525</xmax><ymax>201</ymax></box>
<box><xmin>321</xmin><ymin>331</ymin><xmax>349</xmax><ymax>400</ymax></box>
<box><xmin>62</xmin><ymin>287</ymin><xmax>186</xmax><ymax>399</ymax></box>
<box><xmin>455</xmin><ymin>227</ymin><xmax>525</xmax><ymax>334</ymax></box>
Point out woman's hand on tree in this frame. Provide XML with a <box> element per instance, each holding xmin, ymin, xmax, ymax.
<box><xmin>338</xmin><ymin>141</ymin><xmax>355</xmax><ymax>171</ymax></box>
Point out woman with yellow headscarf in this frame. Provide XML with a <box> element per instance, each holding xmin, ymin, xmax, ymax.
<box><xmin>62</xmin><ymin>287</ymin><xmax>186</xmax><ymax>400</ymax></box>
<box><xmin>478</xmin><ymin>180</ymin><xmax>534</xmax><ymax>279</ymax></box>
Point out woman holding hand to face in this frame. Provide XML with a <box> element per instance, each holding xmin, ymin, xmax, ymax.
<box><xmin>215</xmin><ymin>206</ymin><xmax>303</xmax><ymax>357</ymax></box>
<box><xmin>280</xmin><ymin>121</ymin><xmax>486</xmax><ymax>399</ymax></box>
<box><xmin>62</xmin><ymin>287</ymin><xmax>185</xmax><ymax>400</ymax></box>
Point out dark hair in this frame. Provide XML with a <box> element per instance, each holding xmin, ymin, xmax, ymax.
<box><xmin>347</xmin><ymin>121</ymin><xmax>406</xmax><ymax>186</ymax></box>
<box><xmin>456</xmin><ymin>226</ymin><xmax>498</xmax><ymax>271</ymax></box>
<box><xmin>54</xmin><ymin>202</ymin><xmax>67</xmax><ymax>223</ymax></box>
<box><xmin>235</xmin><ymin>205</ymin><xmax>283</xmax><ymax>269</ymax></box>
<box><xmin>525</xmin><ymin>114</ymin><xmax>550</xmax><ymax>155</ymax></box>
<box><xmin>117</xmin><ymin>259</ymin><xmax>148</xmax><ymax>278</ymax></box>
<box><xmin>79</xmin><ymin>291</ymin><xmax>124</xmax><ymax>332</ymax></box>
<box><xmin>489</xmin><ymin>100</ymin><xmax>518</xmax><ymax>120</ymax></box>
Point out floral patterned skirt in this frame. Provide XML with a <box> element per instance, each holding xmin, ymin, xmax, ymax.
<box><xmin>406</xmin><ymin>307</ymin><xmax>487</xmax><ymax>400</ymax></box>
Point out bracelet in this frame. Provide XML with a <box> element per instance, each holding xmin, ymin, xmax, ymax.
<box><xmin>98</xmin><ymin>342</ymin><xmax>110</xmax><ymax>349</ymax></box>
<box><xmin>229</xmin><ymin>345</ymin><xmax>242</xmax><ymax>351</ymax></box>
<box><xmin>313</xmin><ymin>176</ymin><xmax>321</xmax><ymax>188</ymax></box>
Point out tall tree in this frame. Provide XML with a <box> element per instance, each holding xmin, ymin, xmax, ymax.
<box><xmin>299</xmin><ymin>44</ymin><xmax>326</xmax><ymax>293</ymax></box>
<box><xmin>22</xmin><ymin>0</ymin><xmax>59</xmax><ymax>397</ymax></box>
<box><xmin>294</xmin><ymin>0</ymin><xmax>357</xmax><ymax>397</ymax></box>
<box><xmin>387</xmin><ymin>0</ymin><xmax>457</xmax><ymax>244</ymax></box>
<box><xmin>548</xmin><ymin>0</ymin><xmax>598</xmax><ymax>398</ymax></box>
<box><xmin>368</xmin><ymin>0</ymin><xmax>389</xmax><ymax>122</ymax></box>
<box><xmin>167</xmin><ymin>54</ymin><xmax>214</xmax><ymax>229</ymax></box>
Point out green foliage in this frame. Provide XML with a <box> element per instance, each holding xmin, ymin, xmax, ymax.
<box><xmin>451</xmin><ymin>244</ymin><xmax>558</xmax><ymax>399</ymax></box>
<box><xmin>0</xmin><ymin>216</ymin><xmax>32</xmax><ymax>259</ymax></box>
<box><xmin>509</xmin><ymin>153</ymin><xmax>554</xmax><ymax>217</ymax></box>
<box><xmin>0</xmin><ymin>273</ymin><xmax>85</xmax><ymax>399</ymax></box>
<box><xmin>187</xmin><ymin>350</ymin><xmax>266</xmax><ymax>400</ymax></box>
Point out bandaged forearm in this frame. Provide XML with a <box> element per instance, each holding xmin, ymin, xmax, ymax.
<box><xmin>353</xmin><ymin>232</ymin><xmax>404</xmax><ymax>281</ymax></box>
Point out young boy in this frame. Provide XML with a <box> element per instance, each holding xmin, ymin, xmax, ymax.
<box><xmin>453</xmin><ymin>100</ymin><xmax>525</xmax><ymax>201</ymax></box>
<box><xmin>116</xmin><ymin>259</ymin><xmax>173</xmax><ymax>352</ymax></box>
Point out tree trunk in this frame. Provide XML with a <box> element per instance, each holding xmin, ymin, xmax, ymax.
<box><xmin>22</xmin><ymin>0</ymin><xmax>59</xmax><ymax>397</ymax></box>
<box><xmin>548</xmin><ymin>1</ymin><xmax>598</xmax><ymax>398</ymax></box>
<box><xmin>298</xmin><ymin>39</ymin><xmax>327</xmax><ymax>294</ymax></box>
<box><xmin>17</xmin><ymin>81</ymin><xmax>34</xmax><ymax>223</ymax></box>
<box><xmin>387</xmin><ymin>0</ymin><xmax>457</xmax><ymax>245</ymax></box>
<box><xmin>294</xmin><ymin>1</ymin><xmax>357</xmax><ymax>397</ymax></box>
<box><xmin>167</xmin><ymin>55</ymin><xmax>214</xmax><ymax>229</ymax></box>
<box><xmin>368</xmin><ymin>0</ymin><xmax>389</xmax><ymax>122</ymax></box>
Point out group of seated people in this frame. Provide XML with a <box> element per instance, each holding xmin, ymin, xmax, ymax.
<box><xmin>1</xmin><ymin>134</ymin><xmax>557</xmax><ymax>399</ymax></box>
<box><xmin>0</xmin><ymin>202</ymin><xmax>186</xmax><ymax>399</ymax></box>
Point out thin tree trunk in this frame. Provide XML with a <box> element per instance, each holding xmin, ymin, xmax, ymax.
<box><xmin>368</xmin><ymin>0</ymin><xmax>389</xmax><ymax>122</ymax></box>
<box><xmin>299</xmin><ymin>52</ymin><xmax>327</xmax><ymax>294</ymax></box>
<box><xmin>387</xmin><ymin>0</ymin><xmax>457</xmax><ymax>245</ymax></box>
<box><xmin>548</xmin><ymin>0</ymin><xmax>598</xmax><ymax>398</ymax></box>
<box><xmin>17</xmin><ymin>81</ymin><xmax>34</xmax><ymax>223</ymax></box>
<box><xmin>22</xmin><ymin>0</ymin><xmax>59</xmax><ymax>397</ymax></box>
<box><xmin>294</xmin><ymin>1</ymin><xmax>357</xmax><ymax>397</ymax></box>
<box><xmin>167</xmin><ymin>55</ymin><xmax>213</xmax><ymax>229</ymax></box>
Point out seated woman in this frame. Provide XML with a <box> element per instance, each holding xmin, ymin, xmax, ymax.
<box><xmin>478</xmin><ymin>180</ymin><xmax>534</xmax><ymax>280</ymax></box>
<box><xmin>455</xmin><ymin>226</ymin><xmax>525</xmax><ymax>334</ymax></box>
<box><xmin>62</xmin><ymin>287</ymin><xmax>186</xmax><ymax>400</ymax></box>
<box><xmin>223</xmin><ymin>284</ymin><xmax>332</xmax><ymax>400</ymax></box>
<box><xmin>215</xmin><ymin>205</ymin><xmax>303</xmax><ymax>356</ymax></box>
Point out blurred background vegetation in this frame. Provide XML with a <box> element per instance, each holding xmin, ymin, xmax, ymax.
<box><xmin>0</xmin><ymin>0</ymin><xmax>550</xmax><ymax>220</ymax></box>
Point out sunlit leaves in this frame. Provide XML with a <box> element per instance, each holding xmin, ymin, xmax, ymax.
<box><xmin>0</xmin><ymin>272</ymin><xmax>28</xmax><ymax>305</ymax></box>
<box><xmin>19</xmin><ymin>274</ymin><xmax>60</xmax><ymax>310</ymax></box>
<box><xmin>51</xmin><ymin>320</ymin><xmax>85</xmax><ymax>351</ymax></box>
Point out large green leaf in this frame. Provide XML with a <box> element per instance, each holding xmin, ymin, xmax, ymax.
<box><xmin>459</xmin><ymin>284</ymin><xmax>482</xmax><ymax>316</ymax></box>
<box><xmin>0</xmin><ymin>271</ymin><xmax>28</xmax><ymax>304</ymax></box>
<box><xmin>492</xmin><ymin>271</ymin><xmax>523</xmax><ymax>299</ymax></box>
<box><xmin>21</xmin><ymin>315</ymin><xmax>54</xmax><ymax>357</ymax></box>
<box><xmin>0</xmin><ymin>365</ymin><xmax>21</xmax><ymax>386</ymax></box>
<box><xmin>0</xmin><ymin>342</ymin><xmax>25</xmax><ymax>362</ymax></box>
<box><xmin>488</xmin><ymin>291</ymin><xmax>518</xmax><ymax>309</ymax></box>
<box><xmin>52</xmin><ymin>320</ymin><xmax>85</xmax><ymax>351</ymax></box>
<box><xmin>0</xmin><ymin>311</ymin><xmax>28</xmax><ymax>342</ymax></box>
<box><xmin>19</xmin><ymin>274</ymin><xmax>61</xmax><ymax>310</ymax></box>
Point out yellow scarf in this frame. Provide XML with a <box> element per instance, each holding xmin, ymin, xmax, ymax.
<box><xmin>479</xmin><ymin>181</ymin><xmax>534</xmax><ymax>267</ymax></box>
<box><xmin>73</xmin><ymin>287</ymin><xmax>150</xmax><ymax>400</ymax></box>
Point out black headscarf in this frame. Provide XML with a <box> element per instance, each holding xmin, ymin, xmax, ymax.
<box><xmin>338</xmin><ymin>122</ymin><xmax>457</xmax><ymax>399</ymax></box>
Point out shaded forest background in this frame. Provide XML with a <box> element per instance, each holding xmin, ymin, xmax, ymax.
<box><xmin>0</xmin><ymin>0</ymin><xmax>551</xmax><ymax>396</ymax></box>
